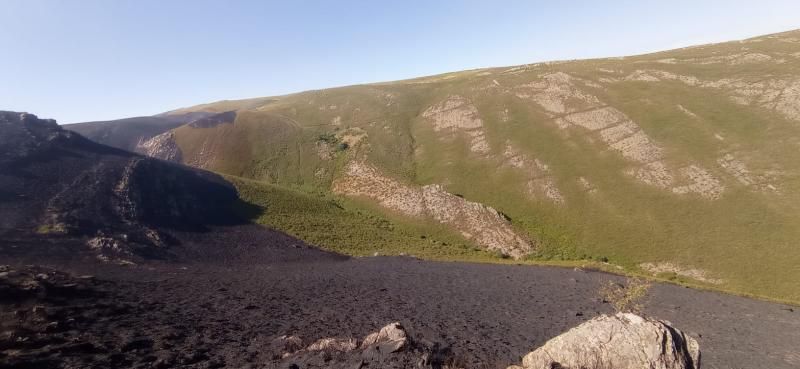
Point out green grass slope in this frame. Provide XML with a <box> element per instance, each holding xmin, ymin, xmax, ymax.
<box><xmin>105</xmin><ymin>30</ymin><xmax>800</xmax><ymax>302</ymax></box>
<box><xmin>227</xmin><ymin>175</ymin><xmax>500</xmax><ymax>261</ymax></box>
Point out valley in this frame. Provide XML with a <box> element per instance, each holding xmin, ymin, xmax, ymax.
<box><xmin>67</xmin><ymin>29</ymin><xmax>800</xmax><ymax>303</ymax></box>
<box><xmin>3</xmin><ymin>26</ymin><xmax>800</xmax><ymax>369</ymax></box>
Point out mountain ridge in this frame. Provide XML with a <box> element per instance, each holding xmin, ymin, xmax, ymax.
<box><xmin>1</xmin><ymin>110</ymin><xmax>245</xmax><ymax>262</ymax></box>
<box><xmin>64</xmin><ymin>28</ymin><xmax>800</xmax><ymax>302</ymax></box>
<box><xmin>154</xmin><ymin>28</ymin><xmax>800</xmax><ymax>115</ymax></box>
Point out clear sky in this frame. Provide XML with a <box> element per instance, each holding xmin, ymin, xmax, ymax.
<box><xmin>3</xmin><ymin>0</ymin><xmax>800</xmax><ymax>123</ymax></box>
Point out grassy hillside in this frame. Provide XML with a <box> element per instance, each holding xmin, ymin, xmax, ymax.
<box><xmin>227</xmin><ymin>175</ymin><xmax>501</xmax><ymax>261</ymax></box>
<box><xmin>84</xmin><ymin>30</ymin><xmax>800</xmax><ymax>302</ymax></box>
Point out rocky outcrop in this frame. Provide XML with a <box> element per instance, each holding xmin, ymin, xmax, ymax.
<box><xmin>0</xmin><ymin>112</ymin><xmax>72</xmax><ymax>164</ymax></box>
<box><xmin>333</xmin><ymin>161</ymin><xmax>532</xmax><ymax>258</ymax></box>
<box><xmin>502</xmin><ymin>143</ymin><xmax>564</xmax><ymax>204</ymax></box>
<box><xmin>360</xmin><ymin>321</ymin><xmax>409</xmax><ymax>353</ymax></box>
<box><xmin>132</xmin><ymin>111</ymin><xmax>237</xmax><ymax>164</ymax></box>
<box><xmin>274</xmin><ymin>322</ymin><xmax>463</xmax><ymax>369</ymax></box>
<box><xmin>516</xmin><ymin>72</ymin><xmax>725</xmax><ymax>199</ymax></box>
<box><xmin>136</xmin><ymin>130</ymin><xmax>182</xmax><ymax>162</ymax></box>
<box><xmin>716</xmin><ymin>153</ymin><xmax>778</xmax><ymax>192</ymax></box>
<box><xmin>422</xmin><ymin>95</ymin><xmax>490</xmax><ymax>154</ymax></box>
<box><xmin>619</xmin><ymin>69</ymin><xmax>800</xmax><ymax>123</ymax></box>
<box><xmin>421</xmin><ymin>184</ymin><xmax>532</xmax><ymax>258</ymax></box>
<box><xmin>508</xmin><ymin>313</ymin><xmax>700</xmax><ymax>369</ymax></box>
<box><xmin>0</xmin><ymin>111</ymin><xmax>239</xmax><ymax>261</ymax></box>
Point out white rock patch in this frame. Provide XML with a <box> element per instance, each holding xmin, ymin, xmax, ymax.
<box><xmin>677</xmin><ymin>104</ymin><xmax>698</xmax><ymax>118</ymax></box>
<box><xmin>519</xmin><ymin>71</ymin><xmax>724</xmax><ymax>198</ymax></box>
<box><xmin>717</xmin><ymin>153</ymin><xmax>778</xmax><ymax>192</ymax></box>
<box><xmin>641</xmin><ymin>262</ymin><xmax>724</xmax><ymax>284</ymax></box>
<box><xmin>333</xmin><ymin>162</ymin><xmax>533</xmax><ymax>258</ymax></box>
<box><xmin>671</xmin><ymin>165</ymin><xmax>725</xmax><ymax>200</ymax></box>
<box><xmin>422</xmin><ymin>95</ymin><xmax>491</xmax><ymax>154</ymax></box>
<box><xmin>577</xmin><ymin>176</ymin><xmax>598</xmax><ymax>194</ymax></box>
<box><xmin>502</xmin><ymin>143</ymin><xmax>564</xmax><ymax>204</ymax></box>
<box><xmin>619</xmin><ymin>69</ymin><xmax>800</xmax><ymax>122</ymax></box>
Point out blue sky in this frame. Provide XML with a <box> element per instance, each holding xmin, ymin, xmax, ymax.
<box><xmin>2</xmin><ymin>1</ymin><xmax>800</xmax><ymax>123</ymax></box>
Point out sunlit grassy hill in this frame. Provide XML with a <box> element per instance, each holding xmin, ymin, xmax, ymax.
<box><xmin>67</xmin><ymin>29</ymin><xmax>800</xmax><ymax>302</ymax></box>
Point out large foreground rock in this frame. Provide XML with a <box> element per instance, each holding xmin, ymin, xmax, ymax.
<box><xmin>509</xmin><ymin>313</ymin><xmax>700</xmax><ymax>369</ymax></box>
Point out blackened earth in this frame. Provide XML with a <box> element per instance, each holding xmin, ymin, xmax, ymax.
<box><xmin>2</xmin><ymin>225</ymin><xmax>798</xmax><ymax>369</ymax></box>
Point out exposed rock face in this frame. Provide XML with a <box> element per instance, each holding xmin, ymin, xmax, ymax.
<box><xmin>515</xmin><ymin>72</ymin><xmax>601</xmax><ymax>114</ymax></box>
<box><xmin>517</xmin><ymin>72</ymin><xmax>725</xmax><ymax>199</ymax></box>
<box><xmin>0</xmin><ymin>112</ymin><xmax>66</xmax><ymax>163</ymax></box>
<box><xmin>421</xmin><ymin>184</ymin><xmax>531</xmax><ymax>258</ymax></box>
<box><xmin>333</xmin><ymin>161</ymin><xmax>532</xmax><ymax>258</ymax></box>
<box><xmin>509</xmin><ymin>313</ymin><xmax>700</xmax><ymax>369</ymax></box>
<box><xmin>717</xmin><ymin>153</ymin><xmax>777</xmax><ymax>192</ymax></box>
<box><xmin>620</xmin><ymin>69</ymin><xmax>800</xmax><ymax>123</ymax></box>
<box><xmin>502</xmin><ymin>143</ymin><xmax>564</xmax><ymax>204</ymax></box>
<box><xmin>136</xmin><ymin>130</ymin><xmax>181</xmax><ymax>162</ymax></box>
<box><xmin>333</xmin><ymin>161</ymin><xmax>426</xmax><ymax>217</ymax></box>
<box><xmin>422</xmin><ymin>95</ymin><xmax>491</xmax><ymax>154</ymax></box>
<box><xmin>134</xmin><ymin>112</ymin><xmax>239</xmax><ymax>167</ymax></box>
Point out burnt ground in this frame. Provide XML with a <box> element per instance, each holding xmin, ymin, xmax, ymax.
<box><xmin>2</xmin><ymin>225</ymin><xmax>798</xmax><ymax>369</ymax></box>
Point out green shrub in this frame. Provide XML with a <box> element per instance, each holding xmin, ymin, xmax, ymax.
<box><xmin>599</xmin><ymin>277</ymin><xmax>652</xmax><ymax>314</ymax></box>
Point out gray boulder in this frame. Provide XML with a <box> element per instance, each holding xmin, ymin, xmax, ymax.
<box><xmin>509</xmin><ymin>313</ymin><xmax>700</xmax><ymax>369</ymax></box>
<box><xmin>360</xmin><ymin>321</ymin><xmax>408</xmax><ymax>353</ymax></box>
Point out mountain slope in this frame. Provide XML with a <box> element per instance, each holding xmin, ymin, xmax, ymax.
<box><xmin>71</xmin><ymin>29</ymin><xmax>800</xmax><ymax>301</ymax></box>
<box><xmin>64</xmin><ymin>112</ymin><xmax>212</xmax><ymax>153</ymax></box>
<box><xmin>0</xmin><ymin>111</ymin><xmax>245</xmax><ymax>262</ymax></box>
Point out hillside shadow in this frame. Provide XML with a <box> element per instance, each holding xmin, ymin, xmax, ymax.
<box><xmin>229</xmin><ymin>198</ymin><xmax>266</xmax><ymax>223</ymax></box>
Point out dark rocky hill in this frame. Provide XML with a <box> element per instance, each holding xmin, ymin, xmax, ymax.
<box><xmin>0</xmin><ymin>111</ymin><xmax>240</xmax><ymax>262</ymax></box>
